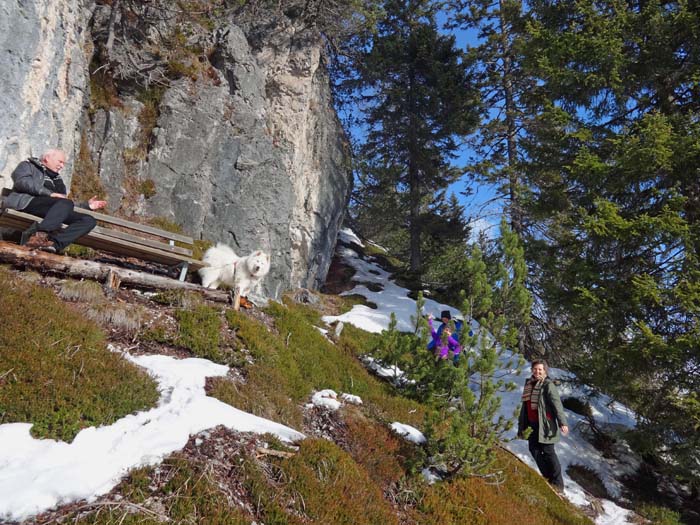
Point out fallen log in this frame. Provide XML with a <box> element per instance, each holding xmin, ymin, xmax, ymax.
<box><xmin>0</xmin><ymin>241</ymin><xmax>231</xmax><ymax>302</ymax></box>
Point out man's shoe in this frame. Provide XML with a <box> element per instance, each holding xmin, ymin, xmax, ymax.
<box><xmin>20</xmin><ymin>223</ymin><xmax>39</xmax><ymax>245</ymax></box>
<box><xmin>25</xmin><ymin>231</ymin><xmax>54</xmax><ymax>250</ymax></box>
<box><xmin>39</xmin><ymin>244</ymin><xmax>57</xmax><ymax>254</ymax></box>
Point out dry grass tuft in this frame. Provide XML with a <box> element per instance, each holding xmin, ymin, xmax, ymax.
<box><xmin>86</xmin><ymin>304</ymin><xmax>146</xmax><ymax>334</ymax></box>
<box><xmin>58</xmin><ymin>279</ymin><xmax>105</xmax><ymax>303</ymax></box>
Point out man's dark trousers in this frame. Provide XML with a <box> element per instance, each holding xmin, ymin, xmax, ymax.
<box><xmin>23</xmin><ymin>196</ymin><xmax>97</xmax><ymax>251</ymax></box>
<box><xmin>527</xmin><ymin>423</ymin><xmax>564</xmax><ymax>489</ymax></box>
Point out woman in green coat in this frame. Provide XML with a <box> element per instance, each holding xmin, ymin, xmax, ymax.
<box><xmin>517</xmin><ymin>359</ymin><xmax>569</xmax><ymax>491</ymax></box>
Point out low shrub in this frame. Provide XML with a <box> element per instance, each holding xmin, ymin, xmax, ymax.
<box><xmin>0</xmin><ymin>268</ymin><xmax>158</xmax><ymax>442</ymax></box>
<box><xmin>150</xmin><ymin>289</ymin><xmax>202</xmax><ymax>308</ymax></box>
<box><xmin>637</xmin><ymin>504</ymin><xmax>683</xmax><ymax>525</ymax></box>
<box><xmin>416</xmin><ymin>448</ymin><xmax>593</xmax><ymax>525</ymax></box>
<box><xmin>344</xmin><ymin>410</ymin><xmax>407</xmax><ymax>486</ymax></box>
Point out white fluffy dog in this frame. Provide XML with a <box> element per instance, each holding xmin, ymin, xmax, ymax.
<box><xmin>199</xmin><ymin>243</ymin><xmax>271</xmax><ymax>296</ymax></box>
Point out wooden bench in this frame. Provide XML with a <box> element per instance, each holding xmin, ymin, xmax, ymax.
<box><xmin>0</xmin><ymin>188</ymin><xmax>204</xmax><ymax>281</ymax></box>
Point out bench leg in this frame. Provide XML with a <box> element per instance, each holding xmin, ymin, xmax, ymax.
<box><xmin>178</xmin><ymin>262</ymin><xmax>189</xmax><ymax>281</ymax></box>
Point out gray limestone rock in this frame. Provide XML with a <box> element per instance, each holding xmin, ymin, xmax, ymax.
<box><xmin>0</xmin><ymin>2</ymin><xmax>351</xmax><ymax>299</ymax></box>
<box><xmin>0</xmin><ymin>0</ymin><xmax>91</xmax><ymax>186</ymax></box>
<box><xmin>88</xmin><ymin>10</ymin><xmax>351</xmax><ymax>298</ymax></box>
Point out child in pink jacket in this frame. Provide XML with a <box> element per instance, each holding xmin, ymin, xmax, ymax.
<box><xmin>427</xmin><ymin>314</ymin><xmax>461</xmax><ymax>364</ymax></box>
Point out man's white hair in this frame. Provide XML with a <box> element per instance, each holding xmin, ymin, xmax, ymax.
<box><xmin>41</xmin><ymin>149</ymin><xmax>65</xmax><ymax>161</ymax></box>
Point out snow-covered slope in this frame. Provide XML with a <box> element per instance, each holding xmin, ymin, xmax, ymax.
<box><xmin>323</xmin><ymin>228</ymin><xmax>640</xmax><ymax>525</ymax></box>
<box><xmin>0</xmin><ymin>352</ymin><xmax>304</xmax><ymax>522</ymax></box>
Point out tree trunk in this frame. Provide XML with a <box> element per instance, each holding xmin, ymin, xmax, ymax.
<box><xmin>407</xmin><ymin>59</ymin><xmax>422</xmax><ymax>274</ymax></box>
<box><xmin>500</xmin><ymin>3</ymin><xmax>523</xmax><ymax>237</ymax></box>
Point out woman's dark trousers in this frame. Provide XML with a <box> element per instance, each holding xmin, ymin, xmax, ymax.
<box><xmin>23</xmin><ymin>197</ymin><xmax>97</xmax><ymax>252</ymax></box>
<box><xmin>528</xmin><ymin>423</ymin><xmax>564</xmax><ymax>489</ymax></box>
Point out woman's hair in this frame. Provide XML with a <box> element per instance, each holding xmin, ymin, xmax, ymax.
<box><xmin>531</xmin><ymin>359</ymin><xmax>548</xmax><ymax>370</ymax></box>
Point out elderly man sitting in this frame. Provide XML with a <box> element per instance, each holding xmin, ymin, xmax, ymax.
<box><xmin>4</xmin><ymin>149</ymin><xmax>106</xmax><ymax>254</ymax></box>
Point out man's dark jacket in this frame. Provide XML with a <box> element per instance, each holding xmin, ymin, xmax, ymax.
<box><xmin>5</xmin><ymin>158</ymin><xmax>67</xmax><ymax>211</ymax></box>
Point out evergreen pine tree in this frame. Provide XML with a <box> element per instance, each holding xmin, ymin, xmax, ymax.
<box><xmin>521</xmin><ymin>0</ymin><xmax>700</xmax><ymax>478</ymax></box>
<box><xmin>346</xmin><ymin>0</ymin><xmax>480</xmax><ymax>275</ymax></box>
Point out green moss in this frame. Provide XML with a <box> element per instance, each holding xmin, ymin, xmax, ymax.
<box><xmin>147</xmin><ymin>216</ymin><xmax>184</xmax><ymax>234</ymax></box>
<box><xmin>192</xmin><ymin>239</ymin><xmax>213</xmax><ymax>260</ymax></box>
<box><xmin>0</xmin><ymin>268</ymin><xmax>158</xmax><ymax>442</ymax></box>
<box><xmin>138</xmin><ymin>179</ymin><xmax>157</xmax><ymax>199</ymax></box>
<box><xmin>174</xmin><ymin>306</ymin><xmax>223</xmax><ymax>362</ymax></box>
<box><xmin>62</xmin><ymin>243</ymin><xmax>96</xmax><ymax>259</ymax></box>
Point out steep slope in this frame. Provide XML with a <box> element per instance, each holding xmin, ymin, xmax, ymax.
<box><xmin>0</xmin><ymin>260</ymin><xmax>592</xmax><ymax>525</ymax></box>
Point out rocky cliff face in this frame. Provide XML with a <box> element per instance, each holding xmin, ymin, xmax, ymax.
<box><xmin>0</xmin><ymin>0</ymin><xmax>91</xmax><ymax>183</ymax></box>
<box><xmin>1</xmin><ymin>2</ymin><xmax>352</xmax><ymax>298</ymax></box>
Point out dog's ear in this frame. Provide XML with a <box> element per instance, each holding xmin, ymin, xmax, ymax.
<box><xmin>266</xmin><ymin>253</ymin><xmax>271</xmax><ymax>262</ymax></box>
<box><xmin>255</xmin><ymin>250</ymin><xmax>261</xmax><ymax>256</ymax></box>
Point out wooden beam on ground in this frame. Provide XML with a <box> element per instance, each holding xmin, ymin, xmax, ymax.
<box><xmin>0</xmin><ymin>241</ymin><xmax>229</xmax><ymax>302</ymax></box>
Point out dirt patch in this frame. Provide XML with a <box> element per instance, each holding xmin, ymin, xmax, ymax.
<box><xmin>321</xmin><ymin>256</ymin><xmax>357</xmax><ymax>294</ymax></box>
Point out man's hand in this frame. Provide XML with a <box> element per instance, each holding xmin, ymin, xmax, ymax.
<box><xmin>50</xmin><ymin>193</ymin><xmax>68</xmax><ymax>198</ymax></box>
<box><xmin>88</xmin><ymin>196</ymin><xmax>107</xmax><ymax>210</ymax></box>
<box><xmin>561</xmin><ymin>425</ymin><xmax>569</xmax><ymax>436</ymax></box>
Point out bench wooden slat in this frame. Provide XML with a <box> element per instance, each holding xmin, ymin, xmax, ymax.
<box><xmin>1</xmin><ymin>210</ymin><xmax>195</xmax><ymax>259</ymax></box>
<box><xmin>0</xmin><ymin>208</ymin><xmax>204</xmax><ymax>272</ymax></box>
<box><xmin>75</xmin><ymin>209</ymin><xmax>194</xmax><ymax>244</ymax></box>
<box><xmin>78</xmin><ymin>231</ymin><xmax>204</xmax><ymax>270</ymax></box>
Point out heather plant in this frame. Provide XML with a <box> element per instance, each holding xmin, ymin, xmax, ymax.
<box><xmin>73</xmin><ymin>457</ymin><xmax>252</xmax><ymax>524</ymax></box>
<box><xmin>415</xmin><ymin>448</ymin><xmax>592</xmax><ymax>525</ymax></box>
<box><xmin>244</xmin><ymin>439</ymin><xmax>398</xmax><ymax>525</ymax></box>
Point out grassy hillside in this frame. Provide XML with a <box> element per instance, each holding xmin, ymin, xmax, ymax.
<box><xmin>0</xmin><ymin>265</ymin><xmax>593</xmax><ymax>524</ymax></box>
<box><xmin>0</xmin><ymin>267</ymin><xmax>158</xmax><ymax>442</ymax></box>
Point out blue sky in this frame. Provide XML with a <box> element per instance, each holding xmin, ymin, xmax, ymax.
<box><xmin>439</xmin><ymin>11</ymin><xmax>502</xmax><ymax>240</ymax></box>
